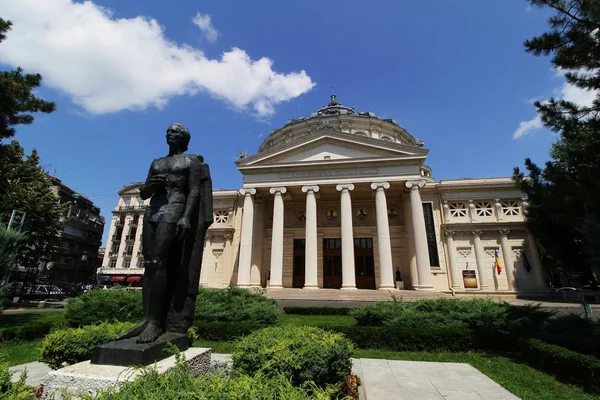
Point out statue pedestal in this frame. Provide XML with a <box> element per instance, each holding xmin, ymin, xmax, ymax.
<box><xmin>91</xmin><ymin>332</ymin><xmax>189</xmax><ymax>367</ymax></box>
<box><xmin>42</xmin><ymin>347</ymin><xmax>211</xmax><ymax>399</ymax></box>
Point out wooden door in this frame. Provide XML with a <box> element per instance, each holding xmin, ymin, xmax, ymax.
<box><xmin>354</xmin><ymin>238</ymin><xmax>376</xmax><ymax>289</ymax></box>
<box><xmin>292</xmin><ymin>239</ymin><xmax>305</xmax><ymax>288</ymax></box>
<box><xmin>323</xmin><ymin>238</ymin><xmax>342</xmax><ymax>289</ymax></box>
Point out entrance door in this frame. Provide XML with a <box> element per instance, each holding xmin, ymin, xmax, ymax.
<box><xmin>354</xmin><ymin>238</ymin><xmax>376</xmax><ymax>289</ymax></box>
<box><xmin>323</xmin><ymin>238</ymin><xmax>342</xmax><ymax>289</ymax></box>
<box><xmin>292</xmin><ymin>239</ymin><xmax>305</xmax><ymax>288</ymax></box>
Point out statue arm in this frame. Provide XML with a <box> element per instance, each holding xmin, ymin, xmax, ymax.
<box><xmin>140</xmin><ymin>161</ymin><xmax>158</xmax><ymax>200</ymax></box>
<box><xmin>183</xmin><ymin>158</ymin><xmax>202</xmax><ymax>221</ymax></box>
<box><xmin>199</xmin><ymin>163</ymin><xmax>213</xmax><ymax>227</ymax></box>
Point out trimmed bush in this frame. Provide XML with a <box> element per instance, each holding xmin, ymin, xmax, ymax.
<box><xmin>283</xmin><ymin>306</ymin><xmax>354</xmax><ymax>316</ymax></box>
<box><xmin>518</xmin><ymin>338</ymin><xmax>600</xmax><ymax>394</ymax></box>
<box><xmin>0</xmin><ymin>320</ymin><xmax>61</xmax><ymax>342</ymax></box>
<box><xmin>41</xmin><ymin>321</ymin><xmax>135</xmax><ymax>369</ymax></box>
<box><xmin>351</xmin><ymin>298</ymin><xmax>552</xmax><ymax>335</ymax></box>
<box><xmin>232</xmin><ymin>325</ymin><xmax>353</xmax><ymax>389</ymax></box>
<box><xmin>193</xmin><ymin>321</ymin><xmax>267</xmax><ymax>341</ymax></box>
<box><xmin>194</xmin><ymin>286</ymin><xmax>278</xmax><ymax>324</ymax></box>
<box><xmin>65</xmin><ymin>286</ymin><xmax>278</xmax><ymax>327</ymax></box>
<box><xmin>65</xmin><ymin>289</ymin><xmax>142</xmax><ymax>327</ymax></box>
<box><xmin>83</xmin><ymin>355</ymin><xmax>337</xmax><ymax>400</ymax></box>
<box><xmin>0</xmin><ymin>362</ymin><xmax>36</xmax><ymax>399</ymax></box>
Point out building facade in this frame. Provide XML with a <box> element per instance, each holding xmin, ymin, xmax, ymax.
<box><xmin>99</xmin><ymin>96</ymin><xmax>545</xmax><ymax>293</ymax></box>
<box><xmin>46</xmin><ymin>176</ymin><xmax>105</xmax><ymax>284</ymax></box>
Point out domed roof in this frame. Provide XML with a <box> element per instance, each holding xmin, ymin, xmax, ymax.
<box><xmin>311</xmin><ymin>94</ymin><xmax>357</xmax><ymax>117</ymax></box>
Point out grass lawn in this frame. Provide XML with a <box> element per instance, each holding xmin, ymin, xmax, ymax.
<box><xmin>0</xmin><ymin>340</ymin><xmax>43</xmax><ymax>366</ymax></box>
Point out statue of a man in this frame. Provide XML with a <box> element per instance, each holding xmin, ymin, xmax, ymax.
<box><xmin>118</xmin><ymin>123</ymin><xmax>213</xmax><ymax>343</ymax></box>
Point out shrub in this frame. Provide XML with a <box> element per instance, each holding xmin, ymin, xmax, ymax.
<box><xmin>232</xmin><ymin>325</ymin><xmax>353</xmax><ymax>389</ymax></box>
<box><xmin>193</xmin><ymin>321</ymin><xmax>267</xmax><ymax>341</ymax></box>
<box><xmin>65</xmin><ymin>290</ymin><xmax>143</xmax><ymax>327</ymax></box>
<box><xmin>40</xmin><ymin>321</ymin><xmax>135</xmax><ymax>369</ymax></box>
<box><xmin>0</xmin><ymin>320</ymin><xmax>61</xmax><ymax>342</ymax></box>
<box><xmin>283</xmin><ymin>307</ymin><xmax>354</xmax><ymax>316</ymax></box>
<box><xmin>518</xmin><ymin>338</ymin><xmax>600</xmax><ymax>394</ymax></box>
<box><xmin>350</xmin><ymin>298</ymin><xmax>553</xmax><ymax>336</ymax></box>
<box><xmin>78</xmin><ymin>354</ymin><xmax>337</xmax><ymax>400</ymax></box>
<box><xmin>0</xmin><ymin>362</ymin><xmax>36</xmax><ymax>399</ymax></box>
<box><xmin>537</xmin><ymin>314</ymin><xmax>600</xmax><ymax>358</ymax></box>
<box><xmin>194</xmin><ymin>286</ymin><xmax>278</xmax><ymax>324</ymax></box>
<box><xmin>65</xmin><ymin>286</ymin><xmax>278</xmax><ymax>327</ymax></box>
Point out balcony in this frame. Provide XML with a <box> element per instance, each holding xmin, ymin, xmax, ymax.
<box><xmin>112</xmin><ymin>234</ymin><xmax>121</xmax><ymax>241</ymax></box>
<box><xmin>125</xmin><ymin>235</ymin><xmax>135</xmax><ymax>241</ymax></box>
<box><xmin>109</xmin><ymin>251</ymin><xmax>118</xmax><ymax>257</ymax></box>
<box><xmin>137</xmin><ymin>250</ymin><xmax>143</xmax><ymax>257</ymax></box>
<box><xmin>129</xmin><ymin>220</ymin><xmax>138</xmax><ymax>228</ymax></box>
<box><xmin>114</xmin><ymin>221</ymin><xmax>123</xmax><ymax>227</ymax></box>
<box><xmin>122</xmin><ymin>251</ymin><xmax>133</xmax><ymax>258</ymax></box>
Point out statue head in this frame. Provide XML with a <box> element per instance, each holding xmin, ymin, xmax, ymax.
<box><xmin>166</xmin><ymin>123</ymin><xmax>191</xmax><ymax>152</ymax></box>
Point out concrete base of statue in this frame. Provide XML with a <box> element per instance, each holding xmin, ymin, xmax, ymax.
<box><xmin>42</xmin><ymin>347</ymin><xmax>211</xmax><ymax>399</ymax></box>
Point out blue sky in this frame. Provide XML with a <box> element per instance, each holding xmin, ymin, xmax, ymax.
<box><xmin>0</xmin><ymin>1</ymin><xmax>573</xmax><ymax>245</ymax></box>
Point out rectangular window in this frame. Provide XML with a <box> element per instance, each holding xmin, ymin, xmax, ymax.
<box><xmin>109</xmin><ymin>259</ymin><xmax>117</xmax><ymax>268</ymax></box>
<box><xmin>126</xmin><ymin>244</ymin><xmax>134</xmax><ymax>255</ymax></box>
<box><xmin>475</xmin><ymin>201</ymin><xmax>493</xmax><ymax>217</ymax></box>
<box><xmin>422</xmin><ymin>203</ymin><xmax>440</xmax><ymax>267</ymax></box>
<box><xmin>501</xmin><ymin>200</ymin><xmax>521</xmax><ymax>216</ymax></box>
<box><xmin>449</xmin><ymin>202</ymin><xmax>467</xmax><ymax>217</ymax></box>
<box><xmin>123</xmin><ymin>260</ymin><xmax>131</xmax><ymax>268</ymax></box>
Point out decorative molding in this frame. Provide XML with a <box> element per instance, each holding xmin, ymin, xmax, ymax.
<box><xmin>301</xmin><ymin>185</ymin><xmax>320</xmax><ymax>193</ymax></box>
<box><xmin>485</xmin><ymin>248</ymin><xmax>499</xmax><ymax>257</ymax></box>
<box><xmin>471</xmin><ymin>230</ymin><xmax>483</xmax><ymax>238</ymax></box>
<box><xmin>269</xmin><ymin>187</ymin><xmax>287</xmax><ymax>196</ymax></box>
<box><xmin>457</xmin><ymin>247</ymin><xmax>472</xmax><ymax>258</ymax></box>
<box><xmin>212</xmin><ymin>249</ymin><xmax>224</xmax><ymax>258</ymax></box>
<box><xmin>336</xmin><ymin>183</ymin><xmax>355</xmax><ymax>192</ymax></box>
<box><xmin>442</xmin><ymin>200</ymin><xmax>450</xmax><ymax>222</ymax></box>
<box><xmin>494</xmin><ymin>199</ymin><xmax>503</xmax><ymax>221</ymax></box>
<box><xmin>405</xmin><ymin>180</ymin><xmax>426</xmax><ymax>190</ymax></box>
<box><xmin>444</xmin><ymin>230</ymin><xmax>456</xmax><ymax>239</ymax></box>
<box><xmin>468</xmin><ymin>199</ymin><xmax>477</xmax><ymax>222</ymax></box>
<box><xmin>499</xmin><ymin>230</ymin><xmax>510</xmax><ymax>237</ymax></box>
<box><xmin>239</xmin><ymin>188</ymin><xmax>256</xmax><ymax>196</ymax></box>
<box><xmin>370</xmin><ymin>181</ymin><xmax>390</xmax><ymax>191</ymax></box>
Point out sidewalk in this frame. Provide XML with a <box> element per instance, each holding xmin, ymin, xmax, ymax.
<box><xmin>11</xmin><ymin>354</ymin><xmax>518</xmax><ymax>399</ymax></box>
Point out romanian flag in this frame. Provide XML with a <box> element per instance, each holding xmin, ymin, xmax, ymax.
<box><xmin>494</xmin><ymin>250</ymin><xmax>503</xmax><ymax>275</ymax></box>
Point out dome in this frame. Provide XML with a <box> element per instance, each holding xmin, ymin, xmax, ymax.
<box><xmin>257</xmin><ymin>94</ymin><xmax>423</xmax><ymax>153</ymax></box>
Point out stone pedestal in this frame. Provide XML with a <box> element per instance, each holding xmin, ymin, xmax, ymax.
<box><xmin>91</xmin><ymin>332</ymin><xmax>189</xmax><ymax>367</ymax></box>
<box><xmin>43</xmin><ymin>347</ymin><xmax>211</xmax><ymax>399</ymax></box>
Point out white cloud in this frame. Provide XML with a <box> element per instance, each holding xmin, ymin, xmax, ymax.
<box><xmin>192</xmin><ymin>13</ymin><xmax>219</xmax><ymax>43</ymax></box>
<box><xmin>0</xmin><ymin>0</ymin><xmax>315</xmax><ymax>117</ymax></box>
<box><xmin>512</xmin><ymin>116</ymin><xmax>543</xmax><ymax>139</ymax></box>
<box><xmin>513</xmin><ymin>69</ymin><xmax>598</xmax><ymax>139</ymax></box>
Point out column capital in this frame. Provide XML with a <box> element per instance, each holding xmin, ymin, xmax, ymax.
<box><xmin>336</xmin><ymin>183</ymin><xmax>355</xmax><ymax>192</ymax></box>
<box><xmin>444</xmin><ymin>230</ymin><xmax>457</xmax><ymax>238</ymax></box>
<box><xmin>269</xmin><ymin>187</ymin><xmax>287</xmax><ymax>196</ymax></box>
<box><xmin>370</xmin><ymin>181</ymin><xmax>390</xmax><ymax>191</ymax></box>
<box><xmin>499</xmin><ymin>229</ymin><xmax>510</xmax><ymax>237</ymax></box>
<box><xmin>471</xmin><ymin>230</ymin><xmax>483</xmax><ymax>238</ymax></box>
<box><xmin>405</xmin><ymin>180</ymin><xmax>426</xmax><ymax>190</ymax></box>
<box><xmin>301</xmin><ymin>185</ymin><xmax>320</xmax><ymax>193</ymax></box>
<box><xmin>239</xmin><ymin>188</ymin><xmax>256</xmax><ymax>196</ymax></box>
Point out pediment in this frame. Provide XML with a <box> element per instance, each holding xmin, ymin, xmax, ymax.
<box><xmin>238</xmin><ymin>131</ymin><xmax>427</xmax><ymax>169</ymax></box>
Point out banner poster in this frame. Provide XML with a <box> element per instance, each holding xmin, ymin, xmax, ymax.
<box><xmin>462</xmin><ymin>270</ymin><xmax>478</xmax><ymax>289</ymax></box>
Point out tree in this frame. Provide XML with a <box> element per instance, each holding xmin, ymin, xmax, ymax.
<box><xmin>514</xmin><ymin>0</ymin><xmax>600</xmax><ymax>285</ymax></box>
<box><xmin>0</xmin><ymin>225</ymin><xmax>25</xmax><ymax>311</ymax></box>
<box><xmin>0</xmin><ymin>18</ymin><xmax>55</xmax><ymax>140</ymax></box>
<box><xmin>0</xmin><ymin>141</ymin><xmax>64</xmax><ymax>272</ymax></box>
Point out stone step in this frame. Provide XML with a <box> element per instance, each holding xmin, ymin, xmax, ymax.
<box><xmin>265</xmin><ymin>288</ymin><xmax>450</xmax><ymax>302</ymax></box>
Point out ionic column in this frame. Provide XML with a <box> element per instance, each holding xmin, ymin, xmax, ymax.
<box><xmin>471</xmin><ymin>230</ymin><xmax>487</xmax><ymax>289</ymax></box>
<box><xmin>269</xmin><ymin>187</ymin><xmax>286</xmax><ymax>288</ymax></box>
<box><xmin>405</xmin><ymin>180</ymin><xmax>433</xmax><ymax>290</ymax></box>
<box><xmin>371</xmin><ymin>182</ymin><xmax>394</xmax><ymax>289</ymax></box>
<box><xmin>237</xmin><ymin>188</ymin><xmax>256</xmax><ymax>286</ymax></box>
<box><xmin>336</xmin><ymin>184</ymin><xmax>356</xmax><ymax>290</ymax></box>
<box><xmin>302</xmin><ymin>185</ymin><xmax>319</xmax><ymax>289</ymax></box>
<box><xmin>499</xmin><ymin>230</ymin><xmax>515</xmax><ymax>290</ymax></box>
<box><xmin>444</xmin><ymin>231</ymin><xmax>462</xmax><ymax>289</ymax></box>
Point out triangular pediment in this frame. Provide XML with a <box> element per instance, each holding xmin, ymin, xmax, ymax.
<box><xmin>237</xmin><ymin>131</ymin><xmax>427</xmax><ymax>169</ymax></box>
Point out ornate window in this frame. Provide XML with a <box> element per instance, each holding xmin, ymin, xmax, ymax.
<box><xmin>501</xmin><ymin>200</ymin><xmax>521</xmax><ymax>216</ymax></box>
<box><xmin>214</xmin><ymin>210</ymin><xmax>229</xmax><ymax>224</ymax></box>
<box><xmin>475</xmin><ymin>201</ymin><xmax>493</xmax><ymax>217</ymax></box>
<box><xmin>449</xmin><ymin>202</ymin><xmax>467</xmax><ymax>217</ymax></box>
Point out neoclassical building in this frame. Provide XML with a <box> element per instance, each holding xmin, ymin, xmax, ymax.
<box><xmin>99</xmin><ymin>95</ymin><xmax>545</xmax><ymax>293</ymax></box>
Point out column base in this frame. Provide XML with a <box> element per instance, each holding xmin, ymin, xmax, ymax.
<box><xmin>236</xmin><ymin>283</ymin><xmax>251</xmax><ymax>287</ymax></box>
<box><xmin>378</xmin><ymin>285</ymin><xmax>396</xmax><ymax>291</ymax></box>
<box><xmin>341</xmin><ymin>285</ymin><xmax>357</xmax><ymax>290</ymax></box>
<box><xmin>413</xmin><ymin>285</ymin><xmax>435</xmax><ymax>291</ymax></box>
<box><xmin>268</xmin><ymin>284</ymin><xmax>284</xmax><ymax>289</ymax></box>
<box><xmin>303</xmin><ymin>285</ymin><xmax>319</xmax><ymax>290</ymax></box>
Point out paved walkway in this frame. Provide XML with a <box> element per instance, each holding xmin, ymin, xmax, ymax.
<box><xmin>11</xmin><ymin>355</ymin><xmax>518</xmax><ymax>399</ymax></box>
<box><xmin>353</xmin><ymin>358</ymin><xmax>518</xmax><ymax>400</ymax></box>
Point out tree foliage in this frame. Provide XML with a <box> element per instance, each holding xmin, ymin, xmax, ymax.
<box><xmin>0</xmin><ymin>225</ymin><xmax>25</xmax><ymax>309</ymax></box>
<box><xmin>514</xmin><ymin>0</ymin><xmax>600</xmax><ymax>285</ymax></box>
<box><xmin>0</xmin><ymin>142</ymin><xmax>64</xmax><ymax>272</ymax></box>
<box><xmin>0</xmin><ymin>18</ymin><xmax>55</xmax><ymax>140</ymax></box>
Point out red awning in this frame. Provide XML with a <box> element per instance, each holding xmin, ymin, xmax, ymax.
<box><xmin>110</xmin><ymin>275</ymin><xmax>126</xmax><ymax>282</ymax></box>
<box><xmin>126</xmin><ymin>276</ymin><xmax>142</xmax><ymax>283</ymax></box>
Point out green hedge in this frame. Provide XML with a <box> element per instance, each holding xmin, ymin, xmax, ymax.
<box><xmin>65</xmin><ymin>287</ymin><xmax>279</xmax><ymax>327</ymax></box>
<box><xmin>0</xmin><ymin>320</ymin><xmax>60</xmax><ymax>343</ymax></box>
<box><xmin>40</xmin><ymin>322</ymin><xmax>135</xmax><ymax>369</ymax></box>
<box><xmin>518</xmin><ymin>338</ymin><xmax>600</xmax><ymax>394</ymax></box>
<box><xmin>283</xmin><ymin>306</ymin><xmax>354</xmax><ymax>316</ymax></box>
<box><xmin>232</xmin><ymin>325</ymin><xmax>353</xmax><ymax>390</ymax></box>
<box><xmin>193</xmin><ymin>321</ymin><xmax>267</xmax><ymax>341</ymax></box>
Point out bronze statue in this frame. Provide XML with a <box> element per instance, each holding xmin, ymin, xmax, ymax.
<box><xmin>117</xmin><ymin>123</ymin><xmax>213</xmax><ymax>343</ymax></box>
